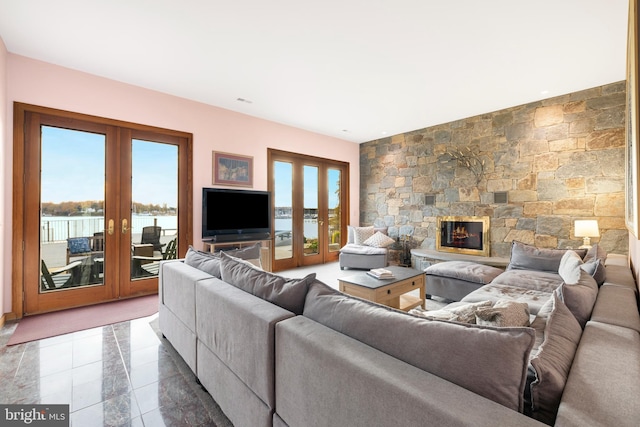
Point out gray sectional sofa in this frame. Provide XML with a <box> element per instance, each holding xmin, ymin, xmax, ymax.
<box><xmin>159</xmin><ymin>243</ymin><xmax>640</xmax><ymax>427</ymax></box>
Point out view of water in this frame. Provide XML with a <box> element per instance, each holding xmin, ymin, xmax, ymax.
<box><xmin>41</xmin><ymin>216</ymin><xmax>317</xmax><ymax>242</ymax></box>
<box><xmin>41</xmin><ymin>215</ymin><xmax>178</xmax><ymax>242</ymax></box>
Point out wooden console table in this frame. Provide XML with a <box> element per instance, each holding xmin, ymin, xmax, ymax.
<box><xmin>411</xmin><ymin>248</ymin><xmax>509</xmax><ymax>270</ymax></box>
<box><xmin>203</xmin><ymin>239</ymin><xmax>272</xmax><ymax>272</ymax></box>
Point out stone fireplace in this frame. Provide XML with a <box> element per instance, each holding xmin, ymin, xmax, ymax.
<box><xmin>436</xmin><ymin>216</ymin><xmax>490</xmax><ymax>257</ymax></box>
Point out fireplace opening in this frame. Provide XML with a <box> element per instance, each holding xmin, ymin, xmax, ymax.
<box><xmin>436</xmin><ymin>216</ymin><xmax>490</xmax><ymax>257</ymax></box>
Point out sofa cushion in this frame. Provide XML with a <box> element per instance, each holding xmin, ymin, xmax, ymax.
<box><xmin>461</xmin><ymin>281</ymin><xmax>552</xmax><ymax>315</ymax></box>
<box><xmin>558</xmin><ymin>250</ymin><xmax>583</xmax><ymax>284</ymax></box>
<box><xmin>221</xmin><ymin>242</ymin><xmax>262</xmax><ymax>267</ymax></box>
<box><xmin>363</xmin><ymin>231</ymin><xmax>395</xmax><ymax>248</ymax></box>
<box><xmin>475</xmin><ymin>300</ymin><xmax>530</xmax><ymax>327</ymax></box>
<box><xmin>583</xmin><ymin>243</ymin><xmax>607</xmax><ymax>264</ymax></box>
<box><xmin>528</xmin><ymin>292</ymin><xmax>583</xmax><ymax>425</ymax></box>
<box><xmin>219</xmin><ymin>252</ymin><xmax>313</xmax><ymax>314</ymax></box>
<box><xmin>339</xmin><ymin>243</ymin><xmax>388</xmax><ymax>255</ymax></box>
<box><xmin>303</xmin><ymin>280</ymin><xmax>535</xmax><ymax>412</ymax></box>
<box><xmin>425</xmin><ymin>261</ymin><xmax>503</xmax><ymax>285</ymax></box>
<box><xmin>185</xmin><ymin>246</ymin><xmax>222</xmax><ymax>278</ymax></box>
<box><xmin>507</xmin><ymin>241</ymin><xmax>586</xmax><ymax>272</ymax></box>
<box><xmin>558</xmin><ymin>270</ymin><xmax>599</xmax><ymax>328</ymax></box>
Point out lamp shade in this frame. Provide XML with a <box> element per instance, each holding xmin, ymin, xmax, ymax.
<box><xmin>575</xmin><ymin>220</ymin><xmax>600</xmax><ymax>237</ymax></box>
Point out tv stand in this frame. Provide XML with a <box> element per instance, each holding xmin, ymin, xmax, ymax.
<box><xmin>203</xmin><ymin>237</ymin><xmax>272</xmax><ymax>272</ymax></box>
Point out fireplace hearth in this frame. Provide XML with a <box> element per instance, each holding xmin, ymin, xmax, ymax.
<box><xmin>436</xmin><ymin>216</ymin><xmax>490</xmax><ymax>257</ymax></box>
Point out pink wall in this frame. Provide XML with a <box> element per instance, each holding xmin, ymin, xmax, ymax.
<box><xmin>0</xmin><ymin>38</ymin><xmax>7</xmax><ymax>320</ymax></box>
<box><xmin>2</xmin><ymin>52</ymin><xmax>360</xmax><ymax>316</ymax></box>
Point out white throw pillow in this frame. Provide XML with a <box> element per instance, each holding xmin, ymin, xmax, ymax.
<box><xmin>353</xmin><ymin>226</ymin><xmax>375</xmax><ymax>245</ymax></box>
<box><xmin>558</xmin><ymin>250</ymin><xmax>583</xmax><ymax>284</ymax></box>
<box><xmin>363</xmin><ymin>231</ymin><xmax>395</xmax><ymax>248</ymax></box>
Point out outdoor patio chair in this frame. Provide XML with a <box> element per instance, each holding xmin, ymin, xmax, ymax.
<box><xmin>141</xmin><ymin>226</ymin><xmax>165</xmax><ymax>251</ymax></box>
<box><xmin>41</xmin><ymin>259</ymin><xmax>78</xmax><ymax>291</ymax></box>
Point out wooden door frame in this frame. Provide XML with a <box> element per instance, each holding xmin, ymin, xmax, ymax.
<box><xmin>268</xmin><ymin>149</ymin><xmax>349</xmax><ymax>271</ymax></box>
<box><xmin>12</xmin><ymin>102</ymin><xmax>193</xmax><ymax>318</ymax></box>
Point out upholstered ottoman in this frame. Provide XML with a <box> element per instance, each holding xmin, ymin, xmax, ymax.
<box><xmin>424</xmin><ymin>261</ymin><xmax>503</xmax><ymax>301</ymax></box>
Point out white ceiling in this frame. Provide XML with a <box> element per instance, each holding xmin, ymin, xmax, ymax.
<box><xmin>0</xmin><ymin>0</ymin><xmax>630</xmax><ymax>143</ymax></box>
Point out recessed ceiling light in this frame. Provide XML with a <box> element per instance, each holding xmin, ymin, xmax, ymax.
<box><xmin>236</xmin><ymin>97</ymin><xmax>253</xmax><ymax>104</ymax></box>
<box><xmin>342</xmin><ymin>129</ymin><xmax>349</xmax><ymax>133</ymax></box>
<box><xmin>541</xmin><ymin>90</ymin><xmax>549</xmax><ymax>95</ymax></box>
<box><xmin>381</xmin><ymin>131</ymin><xmax>388</xmax><ymax>135</ymax></box>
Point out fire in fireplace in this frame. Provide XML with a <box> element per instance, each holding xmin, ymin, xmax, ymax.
<box><xmin>436</xmin><ymin>216</ymin><xmax>490</xmax><ymax>256</ymax></box>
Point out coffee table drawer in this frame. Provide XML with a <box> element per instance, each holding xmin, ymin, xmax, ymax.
<box><xmin>375</xmin><ymin>275</ymin><xmax>424</xmax><ymax>301</ymax></box>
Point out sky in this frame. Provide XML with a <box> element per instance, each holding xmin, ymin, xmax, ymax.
<box><xmin>41</xmin><ymin>126</ymin><xmax>178</xmax><ymax>207</ymax></box>
<box><xmin>273</xmin><ymin>161</ymin><xmax>340</xmax><ymax>208</ymax></box>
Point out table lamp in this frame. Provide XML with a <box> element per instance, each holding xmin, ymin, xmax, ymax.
<box><xmin>574</xmin><ymin>220</ymin><xmax>599</xmax><ymax>249</ymax></box>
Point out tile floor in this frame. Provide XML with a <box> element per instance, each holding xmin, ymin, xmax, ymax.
<box><xmin>0</xmin><ymin>314</ymin><xmax>233</xmax><ymax>427</ymax></box>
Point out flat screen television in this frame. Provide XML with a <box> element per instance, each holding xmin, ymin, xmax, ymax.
<box><xmin>202</xmin><ymin>188</ymin><xmax>272</xmax><ymax>240</ymax></box>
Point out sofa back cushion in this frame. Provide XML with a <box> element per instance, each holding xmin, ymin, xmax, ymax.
<box><xmin>185</xmin><ymin>246</ymin><xmax>222</xmax><ymax>278</ymax></box>
<box><xmin>528</xmin><ymin>291</ymin><xmax>582</xmax><ymax>425</ymax></box>
<box><xmin>303</xmin><ymin>280</ymin><xmax>535</xmax><ymax>412</ymax></box>
<box><xmin>219</xmin><ymin>252</ymin><xmax>313</xmax><ymax>314</ymax></box>
<box><xmin>507</xmin><ymin>241</ymin><xmax>586</xmax><ymax>272</ymax></box>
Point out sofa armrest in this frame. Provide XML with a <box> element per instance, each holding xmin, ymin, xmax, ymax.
<box><xmin>196</xmin><ymin>279</ymin><xmax>295</xmax><ymax>408</ymax></box>
<box><xmin>275</xmin><ymin>316</ymin><xmax>544</xmax><ymax>427</ymax></box>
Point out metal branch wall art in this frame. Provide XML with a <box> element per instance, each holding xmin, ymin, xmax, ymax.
<box><xmin>446</xmin><ymin>147</ymin><xmax>486</xmax><ymax>184</ymax></box>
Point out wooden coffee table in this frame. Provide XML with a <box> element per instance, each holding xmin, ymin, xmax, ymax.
<box><xmin>338</xmin><ymin>266</ymin><xmax>425</xmax><ymax>311</ymax></box>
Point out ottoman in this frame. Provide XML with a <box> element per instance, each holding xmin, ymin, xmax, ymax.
<box><xmin>425</xmin><ymin>261</ymin><xmax>503</xmax><ymax>301</ymax></box>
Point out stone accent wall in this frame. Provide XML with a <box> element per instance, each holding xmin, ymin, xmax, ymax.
<box><xmin>360</xmin><ymin>81</ymin><xmax>628</xmax><ymax>257</ymax></box>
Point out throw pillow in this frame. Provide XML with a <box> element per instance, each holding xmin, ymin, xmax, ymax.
<box><xmin>528</xmin><ymin>292</ymin><xmax>582</xmax><ymax>425</ymax></box>
<box><xmin>353</xmin><ymin>226</ymin><xmax>375</xmax><ymax>245</ymax></box>
<box><xmin>582</xmin><ymin>244</ymin><xmax>607</xmax><ymax>286</ymax></box>
<box><xmin>67</xmin><ymin>237</ymin><xmax>91</xmax><ymax>254</ymax></box>
<box><xmin>557</xmin><ymin>272</ymin><xmax>598</xmax><ymax>328</ymax></box>
<box><xmin>219</xmin><ymin>252</ymin><xmax>313</xmax><ymax>314</ymax></box>
<box><xmin>363</xmin><ymin>231</ymin><xmax>395</xmax><ymax>248</ymax></box>
<box><xmin>507</xmin><ymin>241</ymin><xmax>587</xmax><ymax>272</ymax></box>
<box><xmin>558</xmin><ymin>250</ymin><xmax>583</xmax><ymax>284</ymax></box>
<box><xmin>221</xmin><ymin>242</ymin><xmax>262</xmax><ymax>268</ymax></box>
<box><xmin>184</xmin><ymin>246</ymin><xmax>222</xmax><ymax>278</ymax></box>
<box><xmin>475</xmin><ymin>300</ymin><xmax>531</xmax><ymax>327</ymax></box>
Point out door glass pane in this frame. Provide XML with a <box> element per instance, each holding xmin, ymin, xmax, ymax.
<box><xmin>274</xmin><ymin>161</ymin><xmax>293</xmax><ymax>261</ymax></box>
<box><xmin>303</xmin><ymin>165</ymin><xmax>319</xmax><ymax>256</ymax></box>
<box><xmin>130</xmin><ymin>140</ymin><xmax>178</xmax><ymax>279</ymax></box>
<box><xmin>327</xmin><ymin>168</ymin><xmax>342</xmax><ymax>253</ymax></box>
<box><xmin>40</xmin><ymin>126</ymin><xmax>105</xmax><ymax>292</ymax></box>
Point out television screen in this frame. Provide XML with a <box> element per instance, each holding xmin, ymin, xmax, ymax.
<box><xmin>202</xmin><ymin>188</ymin><xmax>271</xmax><ymax>239</ymax></box>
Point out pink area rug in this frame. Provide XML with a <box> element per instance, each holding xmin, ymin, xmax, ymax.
<box><xmin>7</xmin><ymin>294</ymin><xmax>159</xmax><ymax>346</ymax></box>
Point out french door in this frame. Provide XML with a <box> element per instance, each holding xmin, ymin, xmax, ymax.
<box><xmin>268</xmin><ymin>149</ymin><xmax>348</xmax><ymax>272</ymax></box>
<box><xmin>13</xmin><ymin>104</ymin><xmax>192</xmax><ymax>316</ymax></box>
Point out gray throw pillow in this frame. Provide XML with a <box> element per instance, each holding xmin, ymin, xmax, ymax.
<box><xmin>557</xmin><ymin>271</ymin><xmax>598</xmax><ymax>328</ymax></box>
<box><xmin>221</xmin><ymin>242</ymin><xmax>262</xmax><ymax>267</ymax></box>
<box><xmin>528</xmin><ymin>291</ymin><xmax>582</xmax><ymax>425</ymax></box>
<box><xmin>219</xmin><ymin>252</ymin><xmax>313</xmax><ymax>314</ymax></box>
<box><xmin>184</xmin><ymin>246</ymin><xmax>222</xmax><ymax>278</ymax></box>
<box><xmin>507</xmin><ymin>241</ymin><xmax>576</xmax><ymax>272</ymax></box>
<box><xmin>303</xmin><ymin>280</ymin><xmax>535</xmax><ymax>412</ymax></box>
<box><xmin>582</xmin><ymin>244</ymin><xmax>607</xmax><ymax>286</ymax></box>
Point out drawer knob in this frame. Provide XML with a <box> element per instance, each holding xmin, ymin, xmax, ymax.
<box><xmin>387</xmin><ymin>290</ymin><xmax>391</xmax><ymax>294</ymax></box>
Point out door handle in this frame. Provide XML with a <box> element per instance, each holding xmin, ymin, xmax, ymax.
<box><xmin>122</xmin><ymin>219</ymin><xmax>129</xmax><ymax>234</ymax></box>
<box><xmin>318</xmin><ymin>220</ymin><xmax>324</xmax><ymax>226</ymax></box>
<box><xmin>108</xmin><ymin>219</ymin><xmax>115</xmax><ymax>235</ymax></box>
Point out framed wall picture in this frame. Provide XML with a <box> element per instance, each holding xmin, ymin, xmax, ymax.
<box><xmin>213</xmin><ymin>151</ymin><xmax>253</xmax><ymax>187</ymax></box>
<box><xmin>626</xmin><ymin>0</ymin><xmax>640</xmax><ymax>237</ymax></box>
